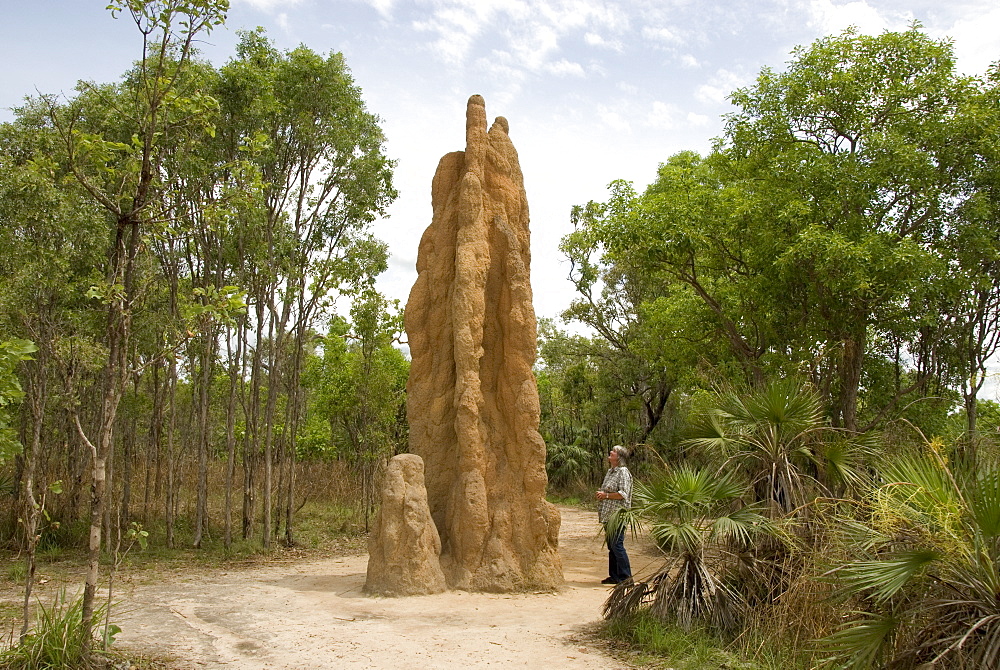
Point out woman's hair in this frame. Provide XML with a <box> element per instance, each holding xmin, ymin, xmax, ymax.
<box><xmin>611</xmin><ymin>444</ymin><xmax>628</xmax><ymax>465</ymax></box>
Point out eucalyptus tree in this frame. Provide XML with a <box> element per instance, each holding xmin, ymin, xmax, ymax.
<box><xmin>0</xmin><ymin>337</ymin><xmax>39</xmax><ymax>641</ymax></box>
<box><xmin>536</xmin><ymin>321</ymin><xmax>609</xmax><ymax>464</ymax></box>
<box><xmin>147</xmin><ymin>52</ymin><xmax>255</xmax><ymax>547</ymax></box>
<box><xmin>565</xmin><ymin>153</ymin><xmax>775</xmax><ymax>385</ymax></box>
<box><xmin>0</xmin><ymin>120</ymin><xmax>102</xmax><ymax>637</ymax></box>
<box><xmin>558</xmin><ymin>198</ymin><xmax>709</xmax><ymax>447</ymax></box>
<box><xmin>213</xmin><ymin>30</ymin><xmax>396</xmax><ymax>546</ymax></box>
<box><xmin>38</xmin><ymin>0</ymin><xmax>229</xmax><ymax>645</ymax></box>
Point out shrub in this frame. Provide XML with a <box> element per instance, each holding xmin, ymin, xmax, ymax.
<box><xmin>818</xmin><ymin>446</ymin><xmax>1000</xmax><ymax>668</ymax></box>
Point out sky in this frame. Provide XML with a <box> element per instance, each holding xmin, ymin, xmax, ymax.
<box><xmin>2</xmin><ymin>0</ymin><xmax>1000</xmax><ymax>339</ymax></box>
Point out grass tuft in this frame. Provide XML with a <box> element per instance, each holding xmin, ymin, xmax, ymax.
<box><xmin>604</xmin><ymin>610</ymin><xmax>796</xmax><ymax>670</ymax></box>
<box><xmin>0</xmin><ymin>589</ymin><xmax>120</xmax><ymax>669</ymax></box>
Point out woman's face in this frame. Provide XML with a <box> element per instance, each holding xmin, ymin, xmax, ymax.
<box><xmin>608</xmin><ymin>450</ymin><xmax>619</xmax><ymax>467</ymax></box>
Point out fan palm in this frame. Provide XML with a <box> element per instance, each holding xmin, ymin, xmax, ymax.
<box><xmin>603</xmin><ymin>464</ymin><xmax>777</xmax><ymax>632</ymax></box>
<box><xmin>545</xmin><ymin>439</ymin><xmax>591</xmax><ymax>491</ymax></box>
<box><xmin>684</xmin><ymin>378</ymin><xmax>871</xmax><ymax>518</ymax></box>
<box><xmin>819</xmin><ymin>450</ymin><xmax>1000</xmax><ymax>669</ymax></box>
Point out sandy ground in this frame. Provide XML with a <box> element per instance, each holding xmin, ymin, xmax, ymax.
<box><xmin>110</xmin><ymin>505</ymin><xmax>660</xmax><ymax>669</ymax></box>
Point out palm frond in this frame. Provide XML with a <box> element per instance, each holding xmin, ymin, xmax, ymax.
<box><xmin>821</xmin><ymin>431</ymin><xmax>878</xmax><ymax>493</ymax></box>
<box><xmin>709</xmin><ymin>503</ymin><xmax>772</xmax><ymax>547</ymax></box>
<box><xmin>818</xmin><ymin>612</ymin><xmax>897</xmax><ymax>670</ymax></box>
<box><xmin>972</xmin><ymin>468</ymin><xmax>1000</xmax><ymax>541</ymax></box>
<box><xmin>603</xmin><ymin>506</ymin><xmax>641</xmax><ymax>543</ymax></box>
<box><xmin>682</xmin><ymin>379</ymin><xmax>832</xmax><ymax>519</ymax></box>
<box><xmin>682</xmin><ymin>410</ymin><xmax>736</xmax><ymax>455</ymax></box>
<box><xmin>834</xmin><ymin>549</ymin><xmax>939</xmax><ymax>603</ymax></box>
<box><xmin>648</xmin><ymin>519</ymin><xmax>702</xmax><ymax>554</ymax></box>
<box><xmin>822</xmin><ymin>454</ymin><xmax>1000</xmax><ymax>668</ymax></box>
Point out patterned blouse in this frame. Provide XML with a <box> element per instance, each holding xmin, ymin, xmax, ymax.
<box><xmin>598</xmin><ymin>466</ymin><xmax>633</xmax><ymax>523</ymax></box>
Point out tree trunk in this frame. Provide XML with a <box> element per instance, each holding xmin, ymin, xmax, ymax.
<box><xmin>243</xmin><ymin>301</ymin><xmax>266</xmax><ymax>541</ymax></box>
<box><xmin>283</xmin><ymin>335</ymin><xmax>304</xmax><ymax>546</ymax></box>
<box><xmin>224</xmin><ymin>321</ymin><xmax>242</xmax><ymax>551</ymax></box>
<box><xmin>144</xmin><ymin>359</ymin><xmax>163</xmax><ymax>523</ymax></box>
<box><xmin>19</xmin><ymin>356</ymin><xmax>46</xmax><ymax>641</ymax></box>
<box><xmin>122</xmin><ymin>379</ymin><xmax>137</xmax><ymax>529</ymax></box>
<box><xmin>966</xmin><ymin>391</ymin><xmax>978</xmax><ymax>435</ymax></box>
<box><xmin>193</xmin><ymin>331</ymin><xmax>215</xmax><ymax>548</ymax></box>
<box><xmin>165</xmin><ymin>357</ymin><xmax>178</xmax><ymax>549</ymax></box>
<box><xmin>837</xmin><ymin>333</ymin><xmax>865</xmax><ymax>433</ymax></box>
<box><xmin>81</xmin><ymin>214</ymin><xmax>139</xmax><ymax>651</ymax></box>
<box><xmin>261</xmin><ymin>315</ymin><xmax>279</xmax><ymax>549</ymax></box>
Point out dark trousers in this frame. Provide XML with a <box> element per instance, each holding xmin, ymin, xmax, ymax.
<box><xmin>606</xmin><ymin>526</ymin><xmax>631</xmax><ymax>582</ymax></box>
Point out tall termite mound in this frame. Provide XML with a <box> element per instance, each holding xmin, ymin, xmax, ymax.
<box><xmin>403</xmin><ymin>94</ymin><xmax>563</xmax><ymax>591</ymax></box>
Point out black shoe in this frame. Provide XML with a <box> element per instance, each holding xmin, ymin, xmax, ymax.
<box><xmin>601</xmin><ymin>577</ymin><xmax>617</xmax><ymax>584</ymax></box>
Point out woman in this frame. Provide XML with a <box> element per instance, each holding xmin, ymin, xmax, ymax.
<box><xmin>595</xmin><ymin>445</ymin><xmax>632</xmax><ymax>584</ymax></box>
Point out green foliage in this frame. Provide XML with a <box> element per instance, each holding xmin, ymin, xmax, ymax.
<box><xmin>310</xmin><ymin>292</ymin><xmax>408</xmax><ymax>461</ymax></box>
<box><xmin>0</xmin><ymin>590</ymin><xmax>118</xmax><ymax>669</ymax></box>
<box><xmin>0</xmin><ymin>339</ymin><xmax>36</xmax><ymax>463</ymax></box>
<box><xmin>536</xmin><ymin>320</ymin><xmax>674</xmax><ymax>479</ymax></box>
<box><xmin>5</xmin><ymin>562</ymin><xmax>27</xmax><ymax>585</ymax></box>
<box><xmin>819</xmin><ymin>447</ymin><xmax>1000</xmax><ymax>668</ymax></box>
<box><xmin>565</xmin><ymin>26</ymin><xmax>1000</xmax><ymax>436</ymax></box>
<box><xmin>304</xmin><ymin>292</ymin><xmax>407</xmax><ymax>528</ymax></box>
<box><xmin>544</xmin><ymin>440</ymin><xmax>591</xmax><ymax>492</ymax></box>
<box><xmin>125</xmin><ymin>522</ymin><xmax>149</xmax><ymax>551</ymax></box>
<box><xmin>684</xmin><ymin>379</ymin><xmax>873</xmax><ymax>515</ymax></box>
<box><xmin>106</xmin><ymin>0</ymin><xmax>229</xmax><ymax>32</ymax></box>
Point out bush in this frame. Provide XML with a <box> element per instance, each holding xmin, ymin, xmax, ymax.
<box><xmin>818</xmin><ymin>446</ymin><xmax>1000</xmax><ymax>668</ymax></box>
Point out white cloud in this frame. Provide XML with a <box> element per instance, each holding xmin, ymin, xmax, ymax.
<box><xmin>545</xmin><ymin>59</ymin><xmax>586</xmax><ymax>77</ymax></box>
<box><xmin>680</xmin><ymin>53</ymin><xmax>700</xmax><ymax>68</ymax></box>
<box><xmin>647</xmin><ymin>100</ymin><xmax>680</xmax><ymax>129</ymax></box>
<box><xmin>412</xmin><ymin>4</ymin><xmax>490</xmax><ymax>65</ymax></box>
<box><xmin>276</xmin><ymin>12</ymin><xmax>291</xmax><ymax>32</ymax></box>
<box><xmin>410</xmin><ymin>0</ymin><xmax>630</xmax><ymax>74</ymax></box>
<box><xmin>472</xmin><ymin>53</ymin><xmax>529</xmax><ymax>106</ymax></box>
<box><xmin>355</xmin><ymin>0</ymin><xmax>397</xmax><ymax>19</ymax></box>
<box><xmin>938</xmin><ymin>6</ymin><xmax>1000</xmax><ymax>76</ymax></box>
<box><xmin>597</xmin><ymin>104</ymin><xmax>631</xmax><ymax>133</ymax></box>
<box><xmin>584</xmin><ymin>31</ymin><xmax>624</xmax><ymax>52</ymax></box>
<box><xmin>235</xmin><ymin>0</ymin><xmax>304</xmax><ymax>11</ymax></box>
<box><xmin>806</xmin><ymin>0</ymin><xmax>893</xmax><ymax>36</ymax></box>
<box><xmin>696</xmin><ymin>84</ymin><xmax>727</xmax><ymax>105</ymax></box>
<box><xmin>695</xmin><ymin>68</ymin><xmax>748</xmax><ymax>105</ymax></box>
<box><xmin>642</xmin><ymin>25</ymin><xmax>682</xmax><ymax>45</ymax></box>
<box><xmin>686</xmin><ymin>111</ymin><xmax>710</xmax><ymax>127</ymax></box>
<box><xmin>508</xmin><ymin>22</ymin><xmax>560</xmax><ymax>71</ymax></box>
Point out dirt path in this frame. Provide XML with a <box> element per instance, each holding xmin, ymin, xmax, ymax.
<box><xmin>115</xmin><ymin>506</ymin><xmax>659</xmax><ymax>669</ymax></box>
